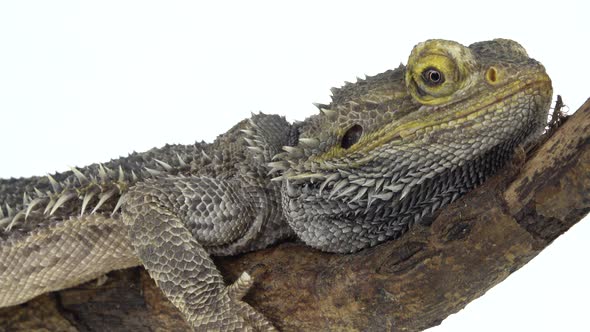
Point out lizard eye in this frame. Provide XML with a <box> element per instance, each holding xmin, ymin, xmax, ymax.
<box><xmin>405</xmin><ymin>40</ymin><xmax>472</xmax><ymax>106</ymax></box>
<box><xmin>341</xmin><ymin>124</ymin><xmax>363</xmax><ymax>149</ymax></box>
<box><xmin>421</xmin><ymin>67</ymin><xmax>445</xmax><ymax>86</ymax></box>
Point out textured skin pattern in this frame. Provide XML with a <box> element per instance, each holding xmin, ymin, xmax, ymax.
<box><xmin>0</xmin><ymin>39</ymin><xmax>552</xmax><ymax>330</ymax></box>
<box><xmin>123</xmin><ymin>177</ymin><xmax>277</xmax><ymax>330</ymax></box>
<box><xmin>0</xmin><ymin>215</ymin><xmax>139</xmax><ymax>307</ymax></box>
<box><xmin>278</xmin><ymin>39</ymin><xmax>552</xmax><ymax>253</ymax></box>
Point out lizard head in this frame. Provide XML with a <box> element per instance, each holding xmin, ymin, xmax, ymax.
<box><xmin>272</xmin><ymin>39</ymin><xmax>552</xmax><ymax>253</ymax></box>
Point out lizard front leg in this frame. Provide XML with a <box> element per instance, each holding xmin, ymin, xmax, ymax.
<box><xmin>122</xmin><ymin>175</ymin><xmax>277</xmax><ymax>331</ymax></box>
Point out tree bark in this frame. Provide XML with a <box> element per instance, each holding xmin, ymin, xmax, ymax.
<box><xmin>1</xmin><ymin>98</ymin><xmax>589</xmax><ymax>332</ymax></box>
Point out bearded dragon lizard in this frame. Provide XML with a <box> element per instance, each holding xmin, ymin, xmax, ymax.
<box><xmin>0</xmin><ymin>39</ymin><xmax>552</xmax><ymax>331</ymax></box>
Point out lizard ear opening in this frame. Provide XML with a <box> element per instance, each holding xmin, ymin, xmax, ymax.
<box><xmin>341</xmin><ymin>124</ymin><xmax>363</xmax><ymax>149</ymax></box>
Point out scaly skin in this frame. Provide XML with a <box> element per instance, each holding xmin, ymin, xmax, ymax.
<box><xmin>0</xmin><ymin>39</ymin><xmax>552</xmax><ymax>331</ymax></box>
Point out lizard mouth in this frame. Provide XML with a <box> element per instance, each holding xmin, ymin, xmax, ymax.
<box><xmin>398</xmin><ymin>76</ymin><xmax>551</xmax><ymax>138</ymax></box>
<box><xmin>453</xmin><ymin>77</ymin><xmax>553</xmax><ymax>122</ymax></box>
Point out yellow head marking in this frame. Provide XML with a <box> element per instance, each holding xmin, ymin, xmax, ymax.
<box><xmin>405</xmin><ymin>40</ymin><xmax>476</xmax><ymax>106</ymax></box>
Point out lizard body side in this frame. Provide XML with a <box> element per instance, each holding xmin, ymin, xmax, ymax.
<box><xmin>0</xmin><ymin>39</ymin><xmax>552</xmax><ymax>330</ymax></box>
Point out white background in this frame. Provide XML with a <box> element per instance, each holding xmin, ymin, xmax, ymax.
<box><xmin>0</xmin><ymin>1</ymin><xmax>588</xmax><ymax>331</ymax></box>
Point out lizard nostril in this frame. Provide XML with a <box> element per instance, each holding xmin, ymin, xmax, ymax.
<box><xmin>341</xmin><ymin>124</ymin><xmax>363</xmax><ymax>149</ymax></box>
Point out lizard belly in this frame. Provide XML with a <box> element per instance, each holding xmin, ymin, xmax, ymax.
<box><xmin>0</xmin><ymin>215</ymin><xmax>140</xmax><ymax>307</ymax></box>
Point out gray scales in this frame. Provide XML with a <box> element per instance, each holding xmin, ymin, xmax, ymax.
<box><xmin>0</xmin><ymin>39</ymin><xmax>552</xmax><ymax>331</ymax></box>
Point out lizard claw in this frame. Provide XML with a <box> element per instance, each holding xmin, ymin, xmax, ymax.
<box><xmin>227</xmin><ymin>271</ymin><xmax>254</xmax><ymax>301</ymax></box>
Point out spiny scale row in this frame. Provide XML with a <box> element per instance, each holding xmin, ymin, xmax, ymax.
<box><xmin>275</xmin><ymin>147</ymin><xmax>480</xmax><ymax>214</ymax></box>
<box><xmin>242</xmin><ymin>117</ymin><xmax>270</xmax><ymax>160</ymax></box>
<box><xmin>0</xmin><ymin>154</ymin><xmax>191</xmax><ymax>232</ymax></box>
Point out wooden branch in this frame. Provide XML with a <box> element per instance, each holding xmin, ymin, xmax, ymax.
<box><xmin>1</xmin><ymin>98</ymin><xmax>589</xmax><ymax>331</ymax></box>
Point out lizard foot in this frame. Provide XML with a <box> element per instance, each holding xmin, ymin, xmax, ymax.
<box><xmin>186</xmin><ymin>271</ymin><xmax>276</xmax><ymax>332</ymax></box>
<box><xmin>224</xmin><ymin>271</ymin><xmax>277</xmax><ymax>332</ymax></box>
